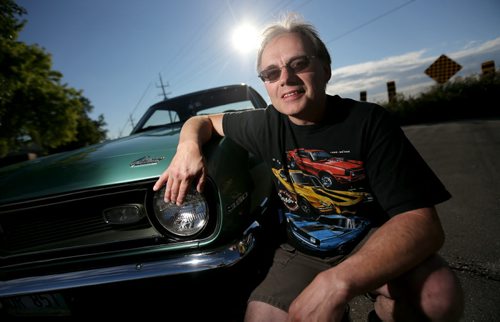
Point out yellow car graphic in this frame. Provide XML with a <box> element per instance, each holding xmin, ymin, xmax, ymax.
<box><xmin>272</xmin><ymin>168</ymin><xmax>367</xmax><ymax>216</ymax></box>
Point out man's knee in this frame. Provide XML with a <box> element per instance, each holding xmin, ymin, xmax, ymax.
<box><xmin>418</xmin><ymin>257</ymin><xmax>464</xmax><ymax>321</ymax></box>
<box><xmin>245</xmin><ymin>301</ymin><xmax>288</xmax><ymax>322</ymax></box>
<box><xmin>375</xmin><ymin>255</ymin><xmax>464</xmax><ymax>321</ymax></box>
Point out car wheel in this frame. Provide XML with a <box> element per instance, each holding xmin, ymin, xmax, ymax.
<box><xmin>320</xmin><ymin>173</ymin><xmax>335</xmax><ymax>188</ymax></box>
<box><xmin>298</xmin><ymin>197</ymin><xmax>315</xmax><ymax>217</ymax></box>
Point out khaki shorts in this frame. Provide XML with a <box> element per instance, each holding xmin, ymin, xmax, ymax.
<box><xmin>248</xmin><ymin>229</ymin><xmax>374</xmax><ymax>312</ymax></box>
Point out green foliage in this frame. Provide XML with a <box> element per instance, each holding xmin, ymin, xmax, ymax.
<box><xmin>48</xmin><ymin>97</ymin><xmax>107</xmax><ymax>154</ymax></box>
<box><xmin>0</xmin><ymin>0</ymin><xmax>107</xmax><ymax>158</ymax></box>
<box><xmin>382</xmin><ymin>71</ymin><xmax>500</xmax><ymax>125</ymax></box>
<box><xmin>0</xmin><ymin>0</ymin><xmax>26</xmax><ymax>40</ymax></box>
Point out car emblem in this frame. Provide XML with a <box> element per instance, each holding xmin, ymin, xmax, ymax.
<box><xmin>130</xmin><ymin>156</ymin><xmax>165</xmax><ymax>167</ymax></box>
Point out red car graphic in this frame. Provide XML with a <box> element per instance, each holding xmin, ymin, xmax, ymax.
<box><xmin>287</xmin><ymin>149</ymin><xmax>365</xmax><ymax>188</ymax></box>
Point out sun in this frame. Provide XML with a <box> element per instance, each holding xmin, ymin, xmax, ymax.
<box><xmin>231</xmin><ymin>23</ymin><xmax>260</xmax><ymax>54</ymax></box>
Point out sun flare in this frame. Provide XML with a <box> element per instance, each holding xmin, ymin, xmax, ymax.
<box><xmin>232</xmin><ymin>23</ymin><xmax>260</xmax><ymax>54</ymax></box>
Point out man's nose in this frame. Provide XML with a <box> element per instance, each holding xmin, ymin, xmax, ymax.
<box><xmin>278</xmin><ymin>65</ymin><xmax>296</xmax><ymax>85</ymax></box>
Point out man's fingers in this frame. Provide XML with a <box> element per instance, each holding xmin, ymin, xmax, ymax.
<box><xmin>153</xmin><ymin>172</ymin><xmax>167</xmax><ymax>191</ymax></box>
<box><xmin>165</xmin><ymin>177</ymin><xmax>180</xmax><ymax>203</ymax></box>
<box><xmin>154</xmin><ymin>162</ymin><xmax>207</xmax><ymax>205</ymax></box>
<box><xmin>176</xmin><ymin>180</ymin><xmax>191</xmax><ymax>205</ymax></box>
<box><xmin>196</xmin><ymin>172</ymin><xmax>206</xmax><ymax>193</ymax></box>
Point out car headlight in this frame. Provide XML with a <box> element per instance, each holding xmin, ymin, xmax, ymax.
<box><xmin>153</xmin><ymin>187</ymin><xmax>209</xmax><ymax>237</ymax></box>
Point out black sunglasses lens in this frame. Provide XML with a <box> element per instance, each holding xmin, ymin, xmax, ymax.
<box><xmin>261</xmin><ymin>69</ymin><xmax>281</xmax><ymax>82</ymax></box>
<box><xmin>260</xmin><ymin>56</ymin><xmax>313</xmax><ymax>82</ymax></box>
<box><xmin>290</xmin><ymin>57</ymin><xmax>310</xmax><ymax>73</ymax></box>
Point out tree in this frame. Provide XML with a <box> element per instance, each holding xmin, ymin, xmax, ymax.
<box><xmin>0</xmin><ymin>0</ymin><xmax>107</xmax><ymax>157</ymax></box>
<box><xmin>49</xmin><ymin>97</ymin><xmax>108</xmax><ymax>154</ymax></box>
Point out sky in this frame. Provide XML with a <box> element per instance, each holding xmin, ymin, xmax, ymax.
<box><xmin>15</xmin><ymin>0</ymin><xmax>500</xmax><ymax>139</ymax></box>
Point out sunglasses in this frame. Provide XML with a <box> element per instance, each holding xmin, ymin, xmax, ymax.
<box><xmin>258</xmin><ymin>55</ymin><xmax>316</xmax><ymax>83</ymax></box>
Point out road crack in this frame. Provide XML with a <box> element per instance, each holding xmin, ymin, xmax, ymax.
<box><xmin>448</xmin><ymin>256</ymin><xmax>500</xmax><ymax>281</ymax></box>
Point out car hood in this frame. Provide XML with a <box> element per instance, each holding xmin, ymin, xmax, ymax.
<box><xmin>0</xmin><ymin>129</ymin><xmax>180</xmax><ymax>205</ymax></box>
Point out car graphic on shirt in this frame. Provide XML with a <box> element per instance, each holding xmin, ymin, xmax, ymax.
<box><xmin>286</xmin><ymin>149</ymin><xmax>365</xmax><ymax>188</ymax></box>
<box><xmin>272</xmin><ymin>168</ymin><xmax>367</xmax><ymax>216</ymax></box>
<box><xmin>285</xmin><ymin>212</ymin><xmax>371</xmax><ymax>254</ymax></box>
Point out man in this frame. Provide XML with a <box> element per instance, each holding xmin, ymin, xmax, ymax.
<box><xmin>154</xmin><ymin>13</ymin><xmax>464</xmax><ymax>322</ymax></box>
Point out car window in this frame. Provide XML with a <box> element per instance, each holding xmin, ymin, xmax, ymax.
<box><xmin>142</xmin><ymin>110</ymin><xmax>180</xmax><ymax>128</ymax></box>
<box><xmin>135</xmin><ymin>100</ymin><xmax>254</xmax><ymax>133</ymax></box>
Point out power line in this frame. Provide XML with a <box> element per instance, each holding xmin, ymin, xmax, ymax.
<box><xmin>118</xmin><ymin>81</ymin><xmax>152</xmax><ymax>138</ymax></box>
<box><xmin>326</xmin><ymin>0</ymin><xmax>416</xmax><ymax>44</ymax></box>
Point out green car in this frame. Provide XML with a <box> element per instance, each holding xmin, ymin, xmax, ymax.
<box><xmin>0</xmin><ymin>84</ymin><xmax>275</xmax><ymax>319</ymax></box>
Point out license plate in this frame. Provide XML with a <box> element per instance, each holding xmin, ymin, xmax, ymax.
<box><xmin>2</xmin><ymin>293</ymin><xmax>71</xmax><ymax>317</ymax></box>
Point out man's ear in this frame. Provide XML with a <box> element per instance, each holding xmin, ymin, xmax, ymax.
<box><xmin>323</xmin><ymin>64</ymin><xmax>332</xmax><ymax>82</ymax></box>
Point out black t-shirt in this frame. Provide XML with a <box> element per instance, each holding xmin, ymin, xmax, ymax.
<box><xmin>223</xmin><ymin>94</ymin><xmax>451</xmax><ymax>255</ymax></box>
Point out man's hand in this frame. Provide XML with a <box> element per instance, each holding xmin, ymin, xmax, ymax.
<box><xmin>287</xmin><ymin>270</ymin><xmax>350</xmax><ymax>322</ymax></box>
<box><xmin>153</xmin><ymin>140</ymin><xmax>206</xmax><ymax>205</ymax></box>
<box><xmin>153</xmin><ymin>114</ymin><xmax>224</xmax><ymax>205</ymax></box>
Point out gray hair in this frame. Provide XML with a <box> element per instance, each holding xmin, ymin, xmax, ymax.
<box><xmin>256</xmin><ymin>13</ymin><xmax>332</xmax><ymax>72</ymax></box>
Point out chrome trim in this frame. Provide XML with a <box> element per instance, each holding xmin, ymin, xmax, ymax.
<box><xmin>0</xmin><ymin>222</ymin><xmax>260</xmax><ymax>298</ymax></box>
<box><xmin>129</xmin><ymin>156</ymin><xmax>165</xmax><ymax>167</ymax></box>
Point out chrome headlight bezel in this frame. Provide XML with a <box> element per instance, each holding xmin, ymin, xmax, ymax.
<box><xmin>152</xmin><ymin>186</ymin><xmax>209</xmax><ymax>237</ymax></box>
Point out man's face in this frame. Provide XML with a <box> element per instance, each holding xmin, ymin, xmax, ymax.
<box><xmin>259</xmin><ymin>32</ymin><xmax>331</xmax><ymax>125</ymax></box>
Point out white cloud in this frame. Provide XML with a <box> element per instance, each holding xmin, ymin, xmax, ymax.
<box><xmin>327</xmin><ymin>37</ymin><xmax>500</xmax><ymax>103</ymax></box>
<box><xmin>453</xmin><ymin>38</ymin><xmax>500</xmax><ymax>59</ymax></box>
<box><xmin>333</xmin><ymin>50</ymin><xmax>430</xmax><ymax>77</ymax></box>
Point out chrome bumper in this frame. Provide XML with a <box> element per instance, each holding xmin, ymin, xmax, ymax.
<box><xmin>0</xmin><ymin>222</ymin><xmax>260</xmax><ymax>297</ymax></box>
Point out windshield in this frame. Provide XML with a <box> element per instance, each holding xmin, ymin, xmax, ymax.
<box><xmin>131</xmin><ymin>85</ymin><xmax>264</xmax><ymax>135</ymax></box>
<box><xmin>138</xmin><ymin>101</ymin><xmax>253</xmax><ymax>131</ymax></box>
<box><xmin>309</xmin><ymin>151</ymin><xmax>333</xmax><ymax>161</ymax></box>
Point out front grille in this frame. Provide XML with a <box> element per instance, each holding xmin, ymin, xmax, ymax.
<box><xmin>3</xmin><ymin>214</ymin><xmax>112</xmax><ymax>251</ymax></box>
<box><xmin>0</xmin><ymin>182</ymin><xmax>159</xmax><ymax>259</ymax></box>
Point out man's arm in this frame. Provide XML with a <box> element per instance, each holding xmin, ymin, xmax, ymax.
<box><xmin>287</xmin><ymin>207</ymin><xmax>445</xmax><ymax>321</ymax></box>
<box><xmin>153</xmin><ymin>113</ymin><xmax>224</xmax><ymax>205</ymax></box>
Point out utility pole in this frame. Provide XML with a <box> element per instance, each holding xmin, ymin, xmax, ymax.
<box><xmin>157</xmin><ymin>73</ymin><xmax>174</xmax><ymax>123</ymax></box>
<box><xmin>128</xmin><ymin>114</ymin><xmax>135</xmax><ymax>129</ymax></box>
<box><xmin>157</xmin><ymin>73</ymin><xmax>171</xmax><ymax>100</ymax></box>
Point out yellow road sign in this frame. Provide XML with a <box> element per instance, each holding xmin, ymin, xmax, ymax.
<box><xmin>425</xmin><ymin>54</ymin><xmax>462</xmax><ymax>84</ymax></box>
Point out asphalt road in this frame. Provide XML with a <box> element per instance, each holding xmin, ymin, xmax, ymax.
<box><xmin>348</xmin><ymin>118</ymin><xmax>500</xmax><ymax>321</ymax></box>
